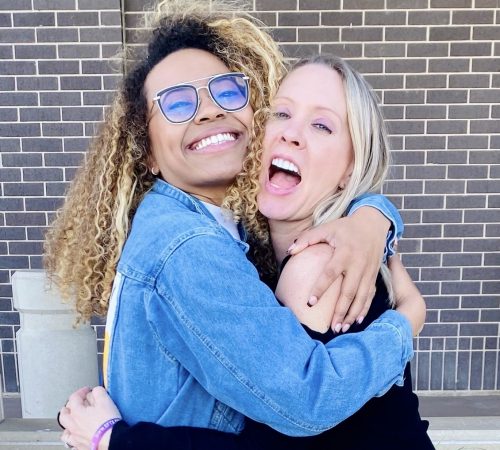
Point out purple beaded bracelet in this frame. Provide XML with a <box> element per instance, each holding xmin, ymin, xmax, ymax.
<box><xmin>90</xmin><ymin>417</ymin><xmax>121</xmax><ymax>450</ymax></box>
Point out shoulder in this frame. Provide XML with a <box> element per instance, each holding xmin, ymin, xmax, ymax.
<box><xmin>120</xmin><ymin>196</ymin><xmax>227</xmax><ymax>278</ymax></box>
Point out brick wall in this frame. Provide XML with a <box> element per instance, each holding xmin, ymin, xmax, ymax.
<box><xmin>0</xmin><ymin>0</ymin><xmax>499</xmax><ymax>394</ymax></box>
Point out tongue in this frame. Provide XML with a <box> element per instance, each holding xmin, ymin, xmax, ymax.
<box><xmin>270</xmin><ymin>170</ymin><xmax>300</xmax><ymax>189</ymax></box>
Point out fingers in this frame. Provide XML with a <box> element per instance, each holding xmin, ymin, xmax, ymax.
<box><xmin>308</xmin><ymin>261</ymin><xmax>342</xmax><ymax>307</ymax></box>
<box><xmin>288</xmin><ymin>223</ymin><xmax>338</xmax><ymax>255</ymax></box>
<box><xmin>61</xmin><ymin>429</ymin><xmax>75</xmax><ymax>449</ymax></box>
<box><xmin>67</xmin><ymin>387</ymin><xmax>91</xmax><ymax>409</ymax></box>
<box><xmin>85</xmin><ymin>390</ymin><xmax>95</xmax><ymax>407</ymax></box>
<box><xmin>58</xmin><ymin>406</ymin><xmax>77</xmax><ymax>432</ymax></box>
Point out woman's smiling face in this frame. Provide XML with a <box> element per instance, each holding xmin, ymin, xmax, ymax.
<box><xmin>145</xmin><ymin>48</ymin><xmax>253</xmax><ymax>204</ymax></box>
<box><xmin>258</xmin><ymin>63</ymin><xmax>354</xmax><ymax>225</ymax></box>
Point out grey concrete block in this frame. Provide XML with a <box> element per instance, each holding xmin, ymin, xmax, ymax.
<box><xmin>430</xmin><ymin>26</ymin><xmax>471</xmax><ymax>40</ymax></box>
<box><xmin>365</xmin><ymin>11</ymin><xmax>405</xmax><ymax>25</ymax></box>
<box><xmin>321</xmin><ymin>11</ymin><xmax>361</xmax><ymax>26</ymax></box>
<box><xmin>36</xmin><ymin>28</ymin><xmax>78</xmax><ymax>42</ymax></box>
<box><xmin>3</xmin><ymin>183</ymin><xmax>44</xmax><ymax>197</ymax></box>
<box><xmin>406</xmin><ymin>74</ymin><xmax>447</xmax><ymax>89</ymax></box>
<box><xmin>25</xmin><ymin>197</ymin><xmax>63</xmax><ymax>211</ymax></box>
<box><xmin>321</xmin><ymin>43</ymin><xmax>362</xmax><ymax>58</ymax></box>
<box><xmin>4</xmin><ymin>212</ymin><xmax>47</xmax><ymax>227</ymax></box>
<box><xmin>449</xmin><ymin>73</ymin><xmax>490</xmax><ymax>88</ymax></box>
<box><xmin>442</xmin><ymin>281</ymin><xmax>481</xmax><ymax>295</ymax></box>
<box><xmin>472</xmin><ymin>57</ymin><xmax>500</xmax><ymax>72</ymax></box>
<box><xmin>299</xmin><ymin>0</ymin><xmax>339</xmax><ymax>8</ymax></box>
<box><xmin>22</xmin><ymin>138</ymin><xmax>62</xmax><ymax>152</ymax></box>
<box><xmin>256</xmin><ymin>0</ymin><xmax>297</xmax><ymax>10</ymax></box>
<box><xmin>57</xmin><ymin>11</ymin><xmax>99</xmax><ymax>26</ymax></box>
<box><xmin>278</xmin><ymin>12</ymin><xmax>319</xmax><ymax>26</ymax></box>
<box><xmin>427</xmin><ymin>120</ymin><xmax>467</xmax><ymax>134</ymax></box>
<box><xmin>0</xmin><ymin>60</ymin><xmax>36</xmax><ymax>75</ymax></box>
<box><xmin>409</xmin><ymin>11</ymin><xmax>450</xmax><ymax>25</ymax></box>
<box><xmin>388</xmin><ymin>0</ymin><xmax>428</xmax><ymax>7</ymax></box>
<box><xmin>41</xmin><ymin>122</ymin><xmax>83</xmax><ymax>137</ymax></box>
<box><xmin>429</xmin><ymin>58</ymin><xmax>469</xmax><ymax>73</ymax></box>
<box><xmin>13</xmin><ymin>12</ymin><xmax>55</xmax><ymax>27</ymax></box>
<box><xmin>443</xmin><ymin>224</ymin><xmax>483</xmax><ymax>237</ymax></box>
<box><xmin>386</xmin><ymin>58</ymin><xmax>426</xmax><ymax>73</ymax></box>
<box><xmin>40</xmin><ymin>92</ymin><xmax>81</xmax><ymax>106</ymax></box>
<box><xmin>405</xmin><ymin>195</ymin><xmax>444</xmax><ymax>209</ymax></box>
<box><xmin>342</xmin><ymin>27</ymin><xmax>382</xmax><ymax>41</ymax></box>
<box><xmin>473</xmin><ymin>25</ymin><xmax>500</xmax><ymax>40</ymax></box>
<box><xmin>0</xmin><ymin>29</ymin><xmax>35</xmax><ymax>44</ymax></box>
<box><xmin>450</xmin><ymin>41</ymin><xmax>492</xmax><ymax>56</ymax></box>
<box><xmin>58</xmin><ymin>44</ymin><xmax>100</xmax><ymax>59</ymax></box>
<box><xmin>43</xmin><ymin>152</ymin><xmax>83</xmax><ymax>167</ymax></box>
<box><xmin>343</xmin><ymin>0</ymin><xmax>384</xmax><ymax>8</ymax></box>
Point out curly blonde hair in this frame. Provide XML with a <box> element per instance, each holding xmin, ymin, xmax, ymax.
<box><xmin>44</xmin><ymin>0</ymin><xmax>285</xmax><ymax>321</ymax></box>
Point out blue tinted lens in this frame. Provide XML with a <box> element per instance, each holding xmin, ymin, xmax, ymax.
<box><xmin>209</xmin><ymin>74</ymin><xmax>248</xmax><ymax>111</ymax></box>
<box><xmin>159</xmin><ymin>86</ymin><xmax>197</xmax><ymax>123</ymax></box>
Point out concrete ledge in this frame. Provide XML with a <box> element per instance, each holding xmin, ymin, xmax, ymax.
<box><xmin>0</xmin><ymin>417</ymin><xmax>499</xmax><ymax>449</ymax></box>
<box><xmin>427</xmin><ymin>416</ymin><xmax>500</xmax><ymax>450</ymax></box>
<box><xmin>0</xmin><ymin>419</ymin><xmax>62</xmax><ymax>449</ymax></box>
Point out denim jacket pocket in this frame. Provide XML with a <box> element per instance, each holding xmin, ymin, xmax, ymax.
<box><xmin>209</xmin><ymin>399</ymin><xmax>245</xmax><ymax>433</ymax></box>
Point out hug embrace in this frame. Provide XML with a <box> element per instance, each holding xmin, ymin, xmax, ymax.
<box><xmin>46</xmin><ymin>0</ymin><xmax>434</xmax><ymax>449</ymax></box>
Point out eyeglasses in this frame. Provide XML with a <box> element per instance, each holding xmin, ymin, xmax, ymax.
<box><xmin>152</xmin><ymin>72</ymin><xmax>250</xmax><ymax>124</ymax></box>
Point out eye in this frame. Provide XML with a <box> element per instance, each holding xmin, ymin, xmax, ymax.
<box><xmin>218</xmin><ymin>89</ymin><xmax>239</xmax><ymax>98</ymax></box>
<box><xmin>313</xmin><ymin>122</ymin><xmax>333</xmax><ymax>134</ymax></box>
<box><xmin>271</xmin><ymin>110</ymin><xmax>290</xmax><ymax>119</ymax></box>
<box><xmin>166</xmin><ymin>100</ymin><xmax>193</xmax><ymax>111</ymax></box>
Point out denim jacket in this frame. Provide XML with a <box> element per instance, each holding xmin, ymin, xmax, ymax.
<box><xmin>104</xmin><ymin>180</ymin><xmax>412</xmax><ymax>437</ymax></box>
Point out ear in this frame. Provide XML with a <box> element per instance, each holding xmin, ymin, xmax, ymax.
<box><xmin>339</xmin><ymin>160</ymin><xmax>354</xmax><ymax>190</ymax></box>
<box><xmin>148</xmin><ymin>155</ymin><xmax>160</xmax><ymax>176</ymax></box>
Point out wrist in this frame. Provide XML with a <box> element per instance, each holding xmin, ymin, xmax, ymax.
<box><xmin>91</xmin><ymin>418</ymin><xmax>121</xmax><ymax>450</ymax></box>
<box><xmin>352</xmin><ymin>205</ymin><xmax>391</xmax><ymax>233</ymax></box>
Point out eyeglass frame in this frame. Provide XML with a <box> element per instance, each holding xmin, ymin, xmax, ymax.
<box><xmin>150</xmin><ymin>72</ymin><xmax>251</xmax><ymax>125</ymax></box>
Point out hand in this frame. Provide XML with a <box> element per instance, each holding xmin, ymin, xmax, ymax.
<box><xmin>288</xmin><ymin>207</ymin><xmax>390</xmax><ymax>332</ymax></box>
<box><xmin>59</xmin><ymin>386</ymin><xmax>122</xmax><ymax>450</ymax></box>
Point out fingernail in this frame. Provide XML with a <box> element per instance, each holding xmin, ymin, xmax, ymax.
<box><xmin>334</xmin><ymin>323</ymin><xmax>342</xmax><ymax>333</ymax></box>
<box><xmin>307</xmin><ymin>296</ymin><xmax>318</xmax><ymax>307</ymax></box>
<box><xmin>357</xmin><ymin>316</ymin><xmax>364</xmax><ymax>324</ymax></box>
<box><xmin>287</xmin><ymin>243</ymin><xmax>296</xmax><ymax>253</ymax></box>
<box><xmin>342</xmin><ymin>323</ymin><xmax>350</xmax><ymax>333</ymax></box>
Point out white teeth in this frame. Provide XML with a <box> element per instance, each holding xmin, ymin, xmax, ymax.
<box><xmin>193</xmin><ymin>133</ymin><xmax>236</xmax><ymax>151</ymax></box>
<box><xmin>271</xmin><ymin>157</ymin><xmax>300</xmax><ymax>175</ymax></box>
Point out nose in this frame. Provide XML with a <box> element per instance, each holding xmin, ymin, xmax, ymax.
<box><xmin>280</xmin><ymin>124</ymin><xmax>305</xmax><ymax>149</ymax></box>
<box><xmin>193</xmin><ymin>87</ymin><xmax>226</xmax><ymax>124</ymax></box>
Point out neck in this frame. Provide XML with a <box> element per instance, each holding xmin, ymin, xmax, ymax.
<box><xmin>268</xmin><ymin>218</ymin><xmax>312</xmax><ymax>266</ymax></box>
<box><xmin>189</xmin><ymin>189</ymin><xmax>226</xmax><ymax>207</ymax></box>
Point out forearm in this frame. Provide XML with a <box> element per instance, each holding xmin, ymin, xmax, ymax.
<box><xmin>348</xmin><ymin>193</ymin><xmax>403</xmax><ymax>260</ymax></box>
<box><xmin>154</xmin><ymin>235</ymin><xmax>414</xmax><ymax>436</ymax></box>
<box><xmin>110</xmin><ymin>421</ymin><xmax>255</xmax><ymax>450</ymax></box>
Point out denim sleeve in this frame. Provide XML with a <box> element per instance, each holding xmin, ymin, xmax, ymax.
<box><xmin>147</xmin><ymin>231</ymin><xmax>413</xmax><ymax>437</ymax></box>
<box><xmin>347</xmin><ymin>193</ymin><xmax>404</xmax><ymax>261</ymax></box>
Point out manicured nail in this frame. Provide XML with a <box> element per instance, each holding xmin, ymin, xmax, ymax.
<box><xmin>287</xmin><ymin>243</ymin><xmax>296</xmax><ymax>253</ymax></box>
<box><xmin>334</xmin><ymin>323</ymin><xmax>342</xmax><ymax>333</ymax></box>
<box><xmin>356</xmin><ymin>316</ymin><xmax>364</xmax><ymax>325</ymax></box>
<box><xmin>342</xmin><ymin>323</ymin><xmax>350</xmax><ymax>333</ymax></box>
<box><xmin>307</xmin><ymin>296</ymin><xmax>318</xmax><ymax>307</ymax></box>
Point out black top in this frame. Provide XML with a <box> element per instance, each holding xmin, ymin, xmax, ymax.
<box><xmin>110</xmin><ymin>274</ymin><xmax>434</xmax><ymax>450</ymax></box>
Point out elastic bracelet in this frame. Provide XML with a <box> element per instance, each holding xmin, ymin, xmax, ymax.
<box><xmin>90</xmin><ymin>418</ymin><xmax>121</xmax><ymax>450</ymax></box>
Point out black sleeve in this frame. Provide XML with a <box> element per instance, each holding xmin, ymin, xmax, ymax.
<box><xmin>109</xmin><ymin>420</ymin><xmax>256</xmax><ymax>450</ymax></box>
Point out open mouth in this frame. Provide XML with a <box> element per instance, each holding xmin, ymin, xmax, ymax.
<box><xmin>190</xmin><ymin>132</ymin><xmax>239</xmax><ymax>151</ymax></box>
<box><xmin>269</xmin><ymin>157</ymin><xmax>302</xmax><ymax>189</ymax></box>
